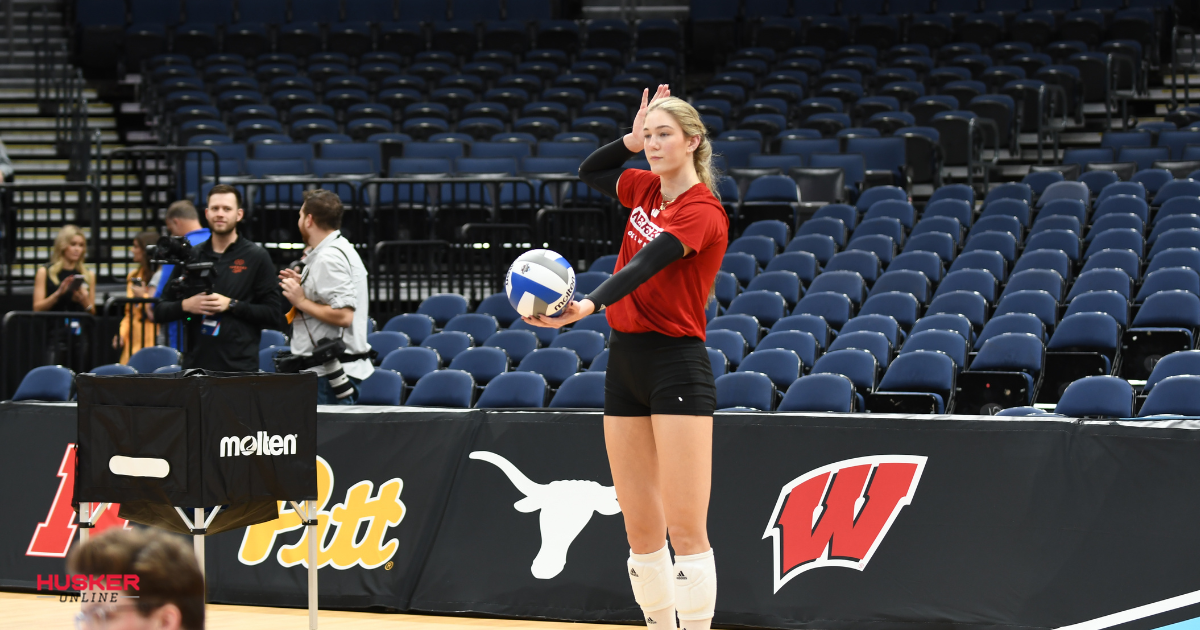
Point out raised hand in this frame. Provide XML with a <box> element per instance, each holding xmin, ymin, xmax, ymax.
<box><xmin>624</xmin><ymin>84</ymin><xmax>672</xmax><ymax>152</ymax></box>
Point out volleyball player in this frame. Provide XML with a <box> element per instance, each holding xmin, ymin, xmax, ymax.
<box><xmin>523</xmin><ymin>84</ymin><xmax>728</xmax><ymax>630</ymax></box>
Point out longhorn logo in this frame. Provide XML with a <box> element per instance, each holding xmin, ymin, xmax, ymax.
<box><xmin>764</xmin><ymin>455</ymin><xmax>927</xmax><ymax>593</ymax></box>
<box><xmin>470</xmin><ymin>451</ymin><xmax>621</xmax><ymax>579</ymax></box>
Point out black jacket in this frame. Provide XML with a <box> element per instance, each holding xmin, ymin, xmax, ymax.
<box><xmin>153</xmin><ymin>236</ymin><xmax>287</xmax><ymax>372</ymax></box>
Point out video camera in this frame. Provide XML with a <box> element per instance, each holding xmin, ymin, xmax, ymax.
<box><xmin>147</xmin><ymin>235</ymin><xmax>215</xmax><ymax>297</ymax></box>
<box><xmin>273</xmin><ymin>337</ymin><xmax>356</xmax><ymax>400</ymax></box>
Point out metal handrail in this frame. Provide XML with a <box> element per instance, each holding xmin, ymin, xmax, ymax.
<box><xmin>1172</xmin><ymin>25</ymin><xmax>1195</xmax><ymax>111</ymax></box>
<box><xmin>1106</xmin><ymin>53</ymin><xmax>1137</xmax><ymax>131</ymax></box>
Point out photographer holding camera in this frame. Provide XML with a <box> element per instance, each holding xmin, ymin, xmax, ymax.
<box><xmin>153</xmin><ymin>185</ymin><xmax>286</xmax><ymax>372</ymax></box>
<box><xmin>277</xmin><ymin>189</ymin><xmax>373</xmax><ymax>404</ymax></box>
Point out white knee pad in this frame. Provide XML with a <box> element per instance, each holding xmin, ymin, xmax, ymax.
<box><xmin>627</xmin><ymin>545</ymin><xmax>675</xmax><ymax>612</ymax></box>
<box><xmin>673</xmin><ymin>549</ymin><xmax>716</xmax><ymax>621</ymax></box>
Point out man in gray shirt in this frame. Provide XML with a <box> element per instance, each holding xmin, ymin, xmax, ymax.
<box><xmin>278</xmin><ymin>189</ymin><xmax>374</xmax><ymax>404</ymax></box>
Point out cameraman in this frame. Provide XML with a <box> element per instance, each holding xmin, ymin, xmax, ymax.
<box><xmin>153</xmin><ymin>200</ymin><xmax>211</xmax><ymax>351</ymax></box>
<box><xmin>154</xmin><ymin>185</ymin><xmax>286</xmax><ymax>372</ymax></box>
<box><xmin>278</xmin><ymin>189</ymin><xmax>373</xmax><ymax>404</ymax></box>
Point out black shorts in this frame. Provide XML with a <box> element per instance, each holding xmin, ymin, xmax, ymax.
<box><xmin>604</xmin><ymin>329</ymin><xmax>717</xmax><ymax>417</ymax></box>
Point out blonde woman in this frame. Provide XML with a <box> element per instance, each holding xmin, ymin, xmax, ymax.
<box><xmin>33</xmin><ymin>224</ymin><xmax>95</xmax><ymax>314</ymax></box>
<box><xmin>114</xmin><ymin>231</ymin><xmax>160</xmax><ymax>363</ymax></box>
<box><xmin>33</xmin><ymin>224</ymin><xmax>96</xmax><ymax>370</ymax></box>
<box><xmin>524</xmin><ymin>85</ymin><xmax>727</xmax><ymax>630</ymax></box>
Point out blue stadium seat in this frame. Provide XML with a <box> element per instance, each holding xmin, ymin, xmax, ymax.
<box><xmin>1143</xmin><ymin>350</ymin><xmax>1200</xmax><ymax>398</ymax></box>
<box><xmin>1064</xmin><ymin>291</ymin><xmax>1130</xmax><ymax>329</ymax></box>
<box><xmin>935</xmin><ymin>268</ymin><xmax>999</xmax><ymax>304</ymax></box>
<box><xmin>1025</xmin><ymin>229</ymin><xmax>1082</xmax><ymax>262</ymax></box>
<box><xmin>259</xmin><ymin>329</ymin><xmax>288</xmax><ymax>351</ymax></box>
<box><xmin>549</xmin><ymin>372</ymin><xmax>606</xmax><ymax>408</ymax></box>
<box><xmin>829</xmin><ymin>330</ymin><xmax>892</xmax><ymax>369</ymax></box>
<box><xmin>484</xmin><ymin>330</ymin><xmax>539</xmax><ymax>364</ymax></box>
<box><xmin>1054</xmin><ymin>375</ymin><xmax>1133</xmax><ymax>418</ymax></box>
<box><xmin>742</xmin><ymin>220</ymin><xmax>791</xmax><ymax>249</ymax></box>
<box><xmin>1041</xmin><ymin>312</ymin><xmax>1122</xmax><ymax>403</ymax></box>
<box><xmin>705</xmin><ymin>329</ymin><xmax>748</xmax><ymax>369</ymax></box>
<box><xmin>808</xmin><ymin>270</ymin><xmax>867</xmax><ymax>306</ymax></box>
<box><xmin>516</xmin><ymin>348</ymin><xmax>581</xmax><ymax>387</ymax></box>
<box><xmin>417</xmin><ymin>293</ymin><xmax>470</xmax><ymax>327</ymax></box>
<box><xmin>912</xmin><ymin>313</ymin><xmax>974</xmax><ymax>344</ymax></box>
<box><xmin>1138</xmin><ymin>375</ymin><xmax>1200</xmax><ymax>416</ymax></box>
<box><xmin>766</xmin><ymin>252</ymin><xmax>820</xmax><ymax>286</ymax></box>
<box><xmin>1154</xmin><ymin>197</ymin><xmax>1200</xmax><ymax>225</ymax></box>
<box><xmin>739</xmin><ymin>348</ymin><xmax>803</xmax><ymax>389</ymax></box>
<box><xmin>949</xmin><ymin>250</ymin><xmax>1007</xmax><ymax>283</ymax></box>
<box><xmin>812</xmin><ymin>348</ymin><xmax>879</xmax><ymax>394</ymax></box>
<box><xmin>926</xmin><ymin>290</ymin><xmax>989</xmax><ymax>330</ymax></box>
<box><xmin>957</xmin><ymin>332</ymin><xmax>1045</xmax><ymax>414</ymax></box>
<box><xmin>355</xmin><ymin>369</ymin><xmax>405</xmax><ymax>406</ymax></box>
<box><xmin>421</xmin><ymin>331</ymin><xmax>474</xmax><ymax>362</ymax></box>
<box><xmin>851</xmin><ymin>217</ymin><xmax>905</xmax><ymax>247</ymax></box>
<box><xmin>715</xmin><ymin>372</ymin><xmax>777</xmax><ymax>411</ymax></box>
<box><xmin>1067</xmin><ymin>268</ymin><xmax>1133</xmax><ymax>302</ymax></box>
<box><xmin>746</xmin><ymin>271</ymin><xmax>803</xmax><ymax>308</ymax></box>
<box><xmin>827</xmin><ymin>250</ymin><xmax>882</xmax><ymax>285</ymax></box>
<box><xmin>912</xmin><ymin>216</ymin><xmax>965</xmax><ymax>245</ymax></box>
<box><xmin>405</xmin><ymin>370</ymin><xmax>475</xmax><ymax>408</ymax></box>
<box><xmin>868</xmin><ymin>351</ymin><xmax>956</xmax><ymax>414</ymax></box>
<box><xmin>589</xmin><ymin>349</ymin><xmax>610</xmax><ymax>373</ymax></box>
<box><xmin>729</xmin><ymin>235</ymin><xmax>778</xmax><ymax>267</ymax></box>
<box><xmin>858</xmin><ymin>291</ymin><xmax>920</xmax><ymax>329</ymax></box>
<box><xmin>449</xmin><ymin>347</ymin><xmax>511</xmax><ymax>385</ymax></box>
<box><xmin>1152</xmin><ymin>179</ymin><xmax>1200</xmax><ymax>207</ymax></box>
<box><xmin>772</xmin><ymin>314</ymin><xmax>833</xmax><ymax>350</ymax></box>
<box><xmin>901</xmin><ymin>329</ymin><xmax>969</xmax><ymax>372</ymax></box>
<box><xmin>923</xmin><ymin>197</ymin><xmax>973</xmax><ymax>227</ymax></box>
<box><xmin>1095</xmin><ymin>194</ymin><xmax>1150</xmax><ymax>223</ymax></box>
<box><xmin>983</xmin><ymin>182</ymin><xmax>1033</xmax><ymax>207</ymax></box>
<box><xmin>709</xmin><ymin>314</ymin><xmax>763</xmax><ymax>350</ymax></box>
<box><xmin>721</xmin><ymin>252</ymin><xmax>759</xmax><ymax>287</ymax></box>
<box><xmin>1150</xmin><ymin>215</ymin><xmax>1200</xmax><ymax>247</ymax></box>
<box><xmin>785</xmin><ymin>234</ymin><xmax>838</xmax><ymax>266</ymax></box>
<box><xmin>1085</xmin><ymin>228</ymin><xmax>1144</xmax><ymax>260</ymax></box>
<box><xmin>1011</xmin><ymin>250</ymin><xmax>1072</xmax><ymax>285</ymax></box>
<box><xmin>757</xmin><ymin>330</ymin><xmax>818</xmax><ymax>369</ymax></box>
<box><xmin>1002</xmin><ymin>269</ymin><xmax>1065</xmax><ymax>303</ymax></box>
<box><xmin>995</xmin><ymin>289</ymin><xmax>1058</xmax><ymax>335</ymax></box>
<box><xmin>443</xmin><ymin>313</ymin><xmax>500</xmax><ymax>345</ymax></box>
<box><xmin>12</xmin><ymin>365</ymin><xmax>75</xmax><ymax>401</ymax></box>
<box><xmin>890</xmin><ymin>251</ymin><xmax>944</xmax><ymax>284</ymax></box>
<box><xmin>475</xmin><ymin>293</ymin><xmax>521</xmax><ymax>327</ymax></box>
<box><xmin>1136</xmin><ymin>268</ymin><xmax>1200</xmax><ymax>303</ymax></box>
<box><xmin>778</xmin><ymin>373</ymin><xmax>859</xmax><ymax>412</ymax></box>
<box><xmin>88</xmin><ymin>363</ymin><xmax>138</xmax><ymax>376</ymax></box>
<box><xmin>367</xmin><ymin>331</ymin><xmax>411</xmax><ymax>365</ymax></box>
<box><xmin>793</xmin><ymin>292</ymin><xmax>853</xmax><ymax>330</ymax></box>
<box><xmin>962</xmin><ymin>230</ymin><xmax>1018</xmax><ymax>263</ymax></box>
<box><xmin>128</xmin><ymin>346</ymin><xmax>182</xmax><ymax>375</ymax></box>
<box><xmin>475</xmin><ymin>371</ymin><xmax>548</xmax><ymax>408</ymax></box>
<box><xmin>571</xmin><ymin>314</ymin><xmax>612</xmax><ymax>340</ymax></box>
<box><xmin>550</xmin><ymin>330</ymin><xmax>607</xmax><ymax>368</ymax></box>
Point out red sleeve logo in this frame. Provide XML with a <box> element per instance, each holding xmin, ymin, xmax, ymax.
<box><xmin>230</xmin><ymin>258</ymin><xmax>247</xmax><ymax>274</ymax></box>
<box><xmin>763</xmin><ymin>455</ymin><xmax>927</xmax><ymax>592</ymax></box>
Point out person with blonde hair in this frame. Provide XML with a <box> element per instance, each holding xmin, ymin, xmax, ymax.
<box><xmin>33</xmin><ymin>225</ymin><xmax>97</xmax><ymax>370</ymax></box>
<box><xmin>113</xmin><ymin>230</ymin><xmax>161</xmax><ymax>363</ymax></box>
<box><xmin>525</xmin><ymin>85</ymin><xmax>727</xmax><ymax>630</ymax></box>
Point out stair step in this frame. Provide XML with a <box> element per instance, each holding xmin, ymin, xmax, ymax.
<box><xmin>0</xmin><ymin>117</ymin><xmax>116</xmax><ymax>130</ymax></box>
<box><xmin>0</xmin><ymin>103</ymin><xmax>113</xmax><ymax>115</ymax></box>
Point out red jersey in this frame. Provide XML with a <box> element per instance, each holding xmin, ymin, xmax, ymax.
<box><xmin>606</xmin><ymin>168</ymin><xmax>728</xmax><ymax>340</ymax></box>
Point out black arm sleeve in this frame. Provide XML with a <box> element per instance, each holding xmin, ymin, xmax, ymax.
<box><xmin>586</xmin><ymin>233</ymin><xmax>686</xmax><ymax>310</ymax></box>
<box><xmin>578</xmin><ymin>138</ymin><xmax>636</xmax><ymax>201</ymax></box>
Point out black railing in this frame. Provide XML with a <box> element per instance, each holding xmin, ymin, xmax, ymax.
<box><xmin>0</xmin><ymin>311</ymin><xmax>96</xmax><ymax>399</ymax></box>
<box><xmin>1172</xmin><ymin>26</ymin><xmax>1196</xmax><ymax>111</ymax></box>
<box><xmin>0</xmin><ymin>182</ymin><xmax>102</xmax><ymax>292</ymax></box>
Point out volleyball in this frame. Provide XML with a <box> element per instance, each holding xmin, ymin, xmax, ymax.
<box><xmin>505</xmin><ymin>249</ymin><xmax>576</xmax><ymax>318</ymax></box>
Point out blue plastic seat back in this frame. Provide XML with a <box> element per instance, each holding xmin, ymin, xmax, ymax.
<box><xmin>549</xmin><ymin>329</ymin><xmax>607</xmax><ymax>367</ymax></box>
<box><xmin>1012</xmin><ymin>249</ymin><xmax>1072</xmax><ymax>284</ymax></box>
<box><xmin>949</xmin><ymin>250</ymin><xmax>1007</xmax><ymax>283</ymax></box>
<box><xmin>1002</xmin><ymin>268</ymin><xmax>1065</xmax><ymax>302</ymax></box>
<box><xmin>128</xmin><ymin>346</ymin><xmax>182</xmax><ymax>375</ymax></box>
<box><xmin>1131</xmin><ymin>291</ymin><xmax>1200</xmax><ymax>329</ymax></box>
<box><xmin>1065</xmin><ymin>291</ymin><xmax>1131</xmax><ymax>328</ymax></box>
<box><xmin>855</xmin><ymin>185</ymin><xmax>907</xmax><ymax>212</ymax></box>
<box><xmin>1085</xmin><ymin>228</ymin><xmax>1144</xmax><ymax>259</ymax></box>
<box><xmin>449</xmin><ymin>346</ymin><xmax>511</xmax><ymax>385</ymax></box>
<box><xmin>1030</xmin><ymin>214</ymin><xmax>1083</xmax><ymax>239</ymax></box>
<box><xmin>1025</xmin><ymin>229</ymin><xmax>1081</xmax><ymax>262</ymax></box>
<box><xmin>912</xmin><ymin>216</ymin><xmax>964</xmax><ymax>244</ymax></box>
<box><xmin>89</xmin><ymin>364</ymin><xmax>138</xmax><ymax>376</ymax></box>
<box><xmin>739</xmin><ymin>348</ymin><xmax>804</xmax><ymax>389</ymax></box>
<box><xmin>1095</xmin><ymin>194</ymin><xmax>1150</xmax><ymax>223</ymax></box>
<box><xmin>778</xmin><ymin>373</ymin><xmax>857</xmax><ymax>412</ymax></box>
<box><xmin>406</xmin><ymin>369</ymin><xmax>476</xmax><ymax>408</ymax></box>
<box><xmin>983</xmin><ymin>182</ymin><xmax>1033</xmax><ymax>206</ymax></box>
<box><xmin>911</xmin><ymin>313</ymin><xmax>973</xmax><ymax>343</ymax></box>
<box><xmin>851</xmin><ymin>217</ymin><xmax>905</xmax><ymax>246</ymax></box>
<box><xmin>765</xmin><ymin>251</ymin><xmax>820</xmax><ymax>284</ymax></box>
<box><xmin>475</xmin><ymin>371</ymin><xmax>548</xmax><ymax>408</ymax></box>
<box><xmin>797</xmin><ymin>216</ymin><xmax>849</xmax><ymax>247</ymax></box>
<box><xmin>1054</xmin><ymin>375</ymin><xmax>1133</xmax><ymax>417</ymax></box>
<box><xmin>444</xmin><ymin>313</ymin><xmax>500</xmax><ymax>345</ymax></box>
<box><xmin>876</xmin><ymin>351</ymin><xmax>955</xmax><ymax>405</ymax></box>
<box><xmin>889</xmin><ymin>251</ymin><xmax>944</xmax><ymax>284</ymax></box>
<box><xmin>1147</xmin><ymin>248</ymin><xmax>1200</xmax><ymax>277</ymax></box>
<box><xmin>1149</xmin><ymin>228</ymin><xmax>1200</xmax><ymax>260</ymax></box>
<box><xmin>1154</xmin><ymin>197</ymin><xmax>1200</xmax><ymax>225</ymax></box>
<box><xmin>995</xmin><ymin>290</ymin><xmax>1059</xmax><ymax>334</ymax></box>
<box><xmin>812</xmin><ymin>348</ymin><xmax>878</xmax><ymax>392</ymax></box>
<box><xmin>549</xmin><ymin>371</ymin><xmax>606</xmax><ymax>408</ymax></box>
<box><xmin>1139</xmin><ymin>375</ymin><xmax>1200</xmax><ymax>416</ymax></box>
<box><xmin>858</xmin><ymin>292</ymin><xmax>920</xmax><ymax>329</ymax></box>
<box><xmin>963</xmin><ymin>230</ymin><xmax>1017</xmax><ymax>262</ymax></box>
<box><xmin>421</xmin><ymin>331</ymin><xmax>473</xmax><ymax>362</ymax></box>
<box><xmin>771</xmin><ymin>314</ymin><xmax>832</xmax><ymax>350</ymax></box>
<box><xmin>1150</xmin><ymin>215</ymin><xmax>1200</xmax><ymax>246</ymax></box>
<box><xmin>1137</xmin><ymin>268</ymin><xmax>1200</xmax><ymax>303</ymax></box>
<box><xmin>975</xmin><ymin>313</ymin><xmax>1046</xmax><ymax>351</ymax></box>
<box><xmin>1048</xmin><ymin>312</ymin><xmax>1120</xmax><ymax>353</ymax></box>
<box><xmin>516</xmin><ymin>348</ymin><xmax>581</xmax><ymax>386</ymax></box>
<box><xmin>928</xmin><ymin>183</ymin><xmax>975</xmax><ymax>207</ymax></box>
<box><xmin>1036</xmin><ymin>180</ymin><xmax>1089</xmax><ymax>208</ymax></box>
<box><xmin>901</xmin><ymin>329</ymin><xmax>968</xmax><ymax>371</ymax></box>
<box><xmin>730</xmin><ymin>235</ymin><xmax>779</xmax><ymax>267</ymax></box>
<box><xmin>1023</xmin><ymin>171</ymin><xmax>1064</xmax><ymax>196</ymax></box>
<box><xmin>356</xmin><ymin>369</ymin><xmax>405</xmax><ymax>406</ymax></box>
<box><xmin>705</xmin><ymin>329</ymin><xmax>747</xmax><ymax>368</ymax></box>
<box><xmin>13</xmin><ymin>365</ymin><xmax>75</xmax><ymax>401</ymax></box>
<box><xmin>368</xmin><ymin>331</ymin><xmax>411</xmax><ymax>361</ymax></box>
<box><xmin>785</xmin><ymin>234</ymin><xmax>838</xmax><ymax>265</ymax></box>
<box><xmin>869</xmin><ymin>269</ymin><xmax>931</xmax><ymax>304</ymax></box>
<box><xmin>417</xmin><ymin>293</ymin><xmax>470</xmax><ymax>326</ymax></box>
<box><xmin>970</xmin><ymin>332</ymin><xmax>1044</xmax><ymax>376</ymax></box>
<box><xmin>709</xmin><ymin>313</ymin><xmax>762</xmax><ymax>350</ymax></box>
<box><xmin>706</xmin><ymin>347</ymin><xmax>729</xmax><ymax>380</ymax></box>
<box><xmin>742</xmin><ymin>219</ymin><xmax>791</xmax><ymax>248</ymax></box>
<box><xmin>1067</xmin><ymin>268</ymin><xmax>1133</xmax><ymax>302</ymax></box>
<box><xmin>1153</xmin><ymin>179</ymin><xmax>1200</xmax><ymax>207</ymax></box>
<box><xmin>935</xmin><ymin>268</ymin><xmax>998</xmax><ymax>304</ymax></box>
<box><xmin>483</xmin><ymin>329</ymin><xmax>539</xmax><ymax>364</ymax></box>
<box><xmin>923</xmin><ymin>198</ymin><xmax>973</xmax><ymax>227</ymax></box>
<box><xmin>260</xmin><ymin>329</ymin><xmax>288</xmax><ymax>350</ymax></box>
<box><xmin>829</xmin><ymin>330</ymin><xmax>892</xmax><ymax>369</ymax></box>
<box><xmin>380</xmin><ymin>347</ymin><xmax>441</xmax><ymax>384</ymax></box>
<box><xmin>813</xmin><ymin>204</ymin><xmax>858</xmax><ymax>230</ymax></box>
<box><xmin>970</xmin><ymin>215</ymin><xmax>1022</xmax><ymax>241</ymax></box>
<box><xmin>747</xmin><ymin>271</ymin><xmax>803</xmax><ymax>307</ymax></box>
<box><xmin>793</xmin><ymin>292</ymin><xmax>853</xmax><ymax>330</ymax></box>
<box><xmin>826</xmin><ymin>250</ymin><xmax>881</xmax><ymax>285</ymax></box>
<box><xmin>927</xmin><ymin>290</ymin><xmax>989</xmax><ymax>330</ymax></box>
<box><xmin>1144</xmin><ymin>350</ymin><xmax>1200</xmax><ymax>395</ymax></box>
<box><xmin>903</xmin><ymin>231</ymin><xmax>956</xmax><ymax>263</ymax></box>
<box><xmin>757</xmin><ymin>330</ymin><xmax>818</xmax><ymax>368</ymax></box>
<box><xmin>808</xmin><ymin>270</ymin><xmax>867</xmax><ymax>306</ymax></box>
<box><xmin>721</xmin><ymin>252</ymin><xmax>760</xmax><ymax>286</ymax></box>
<box><xmin>715</xmin><ymin>372</ymin><xmax>776</xmax><ymax>410</ymax></box>
<box><xmin>572</xmin><ymin>313</ymin><xmax>612</xmax><ymax>339</ymax></box>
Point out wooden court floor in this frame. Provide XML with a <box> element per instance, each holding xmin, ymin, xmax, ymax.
<box><xmin>2</xmin><ymin>590</ymin><xmax>631</xmax><ymax>629</ymax></box>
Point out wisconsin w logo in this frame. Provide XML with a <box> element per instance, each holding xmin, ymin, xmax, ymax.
<box><xmin>763</xmin><ymin>455</ymin><xmax>927</xmax><ymax>592</ymax></box>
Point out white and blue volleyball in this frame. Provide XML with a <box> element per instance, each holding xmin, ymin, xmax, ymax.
<box><xmin>506</xmin><ymin>249</ymin><xmax>576</xmax><ymax>317</ymax></box>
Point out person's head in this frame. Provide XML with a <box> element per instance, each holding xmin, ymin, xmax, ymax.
<box><xmin>67</xmin><ymin>527</ymin><xmax>204</xmax><ymax>630</ymax></box>
<box><xmin>132</xmin><ymin>231</ymin><xmax>160</xmax><ymax>277</ymax></box>
<box><xmin>164</xmin><ymin>200</ymin><xmax>202</xmax><ymax>237</ymax></box>
<box><xmin>643</xmin><ymin>97</ymin><xmax>721</xmax><ymax>199</ymax></box>
<box><xmin>206</xmin><ymin>185</ymin><xmax>244</xmax><ymax>236</ymax></box>
<box><xmin>53</xmin><ymin>224</ymin><xmax>88</xmax><ymax>266</ymax></box>
<box><xmin>298</xmin><ymin>189</ymin><xmax>343</xmax><ymax>245</ymax></box>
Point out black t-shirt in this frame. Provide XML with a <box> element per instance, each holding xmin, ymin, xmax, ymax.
<box><xmin>43</xmin><ymin>266</ymin><xmax>88</xmax><ymax>313</ymax></box>
<box><xmin>153</xmin><ymin>236</ymin><xmax>287</xmax><ymax>372</ymax></box>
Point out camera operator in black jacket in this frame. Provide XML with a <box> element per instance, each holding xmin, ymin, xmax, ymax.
<box><xmin>153</xmin><ymin>185</ymin><xmax>286</xmax><ymax>372</ymax></box>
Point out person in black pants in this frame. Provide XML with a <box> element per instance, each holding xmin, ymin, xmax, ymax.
<box><xmin>525</xmin><ymin>85</ymin><xmax>728</xmax><ymax>630</ymax></box>
<box><xmin>154</xmin><ymin>185</ymin><xmax>286</xmax><ymax>372</ymax></box>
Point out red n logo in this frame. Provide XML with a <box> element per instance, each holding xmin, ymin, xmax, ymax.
<box><xmin>763</xmin><ymin>455</ymin><xmax>926</xmax><ymax>592</ymax></box>
<box><xmin>27</xmin><ymin>444</ymin><xmax>128</xmax><ymax>558</ymax></box>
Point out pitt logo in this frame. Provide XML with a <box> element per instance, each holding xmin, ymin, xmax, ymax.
<box><xmin>27</xmin><ymin>444</ymin><xmax>129</xmax><ymax>558</ymax></box>
<box><xmin>763</xmin><ymin>455</ymin><xmax>927</xmax><ymax>592</ymax></box>
<box><xmin>230</xmin><ymin>258</ymin><xmax>247</xmax><ymax>274</ymax></box>
<box><xmin>628</xmin><ymin>207</ymin><xmax>663</xmax><ymax>246</ymax></box>
<box><xmin>238</xmin><ymin>456</ymin><xmax>406</xmax><ymax>570</ymax></box>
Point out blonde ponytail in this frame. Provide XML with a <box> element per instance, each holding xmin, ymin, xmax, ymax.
<box><xmin>646</xmin><ymin>96</ymin><xmax>722</xmax><ymax>199</ymax></box>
